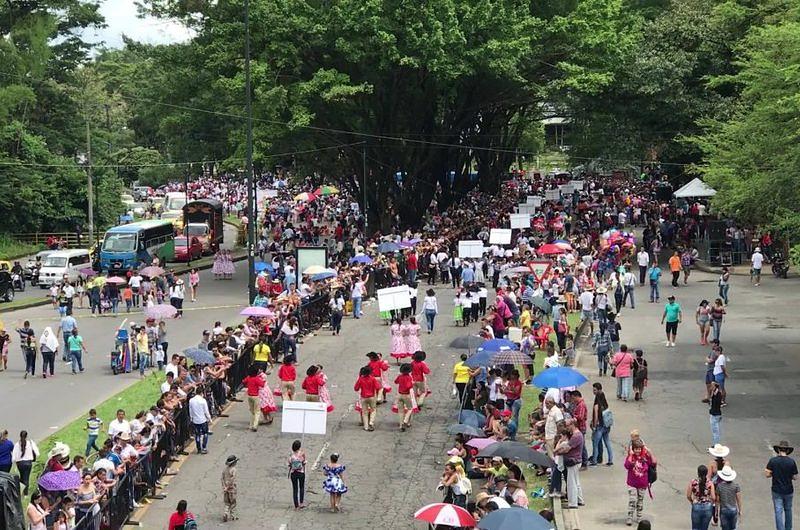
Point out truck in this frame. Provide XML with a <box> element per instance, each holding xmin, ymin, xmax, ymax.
<box><xmin>183</xmin><ymin>198</ymin><xmax>224</xmax><ymax>254</ymax></box>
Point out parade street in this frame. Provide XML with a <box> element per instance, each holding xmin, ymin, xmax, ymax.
<box><xmin>574</xmin><ymin>266</ymin><xmax>800</xmax><ymax>528</ymax></box>
<box><xmin>138</xmin><ymin>289</ymin><xmax>467</xmax><ymax>529</ymax></box>
<box><xmin>0</xmin><ymin>263</ymin><xmax>248</xmax><ymax>442</ymax></box>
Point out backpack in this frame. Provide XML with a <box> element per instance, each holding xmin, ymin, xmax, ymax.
<box><xmin>601</xmin><ymin>408</ymin><xmax>614</xmax><ymax>428</ymax></box>
<box><xmin>596</xmin><ymin>331</ymin><xmax>611</xmax><ymax>354</ymax></box>
<box><xmin>184</xmin><ymin>514</ymin><xmax>198</xmax><ymax>530</ymax></box>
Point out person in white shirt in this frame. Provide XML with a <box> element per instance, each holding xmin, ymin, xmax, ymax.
<box><xmin>11</xmin><ymin>431</ymin><xmax>39</xmax><ymax>495</ymax></box>
<box><xmin>108</xmin><ymin>410</ymin><xmax>131</xmax><ymax>438</ymax></box>
<box><xmin>751</xmin><ymin>247</ymin><xmax>764</xmax><ymax>286</ymax></box>
<box><xmin>637</xmin><ymin>249</ymin><xmax>650</xmax><ymax>285</ymax></box>
<box><xmin>579</xmin><ymin>288</ymin><xmax>595</xmax><ymax>334</ymax></box>
<box><xmin>351</xmin><ymin>277</ymin><xmax>365</xmax><ymax>318</ymax></box>
<box><xmin>161</xmin><ymin>372</ymin><xmax>176</xmax><ymax>394</ymax></box>
<box><xmin>422</xmin><ymin>289</ymin><xmax>439</xmax><ymax>333</ymax></box>
<box><xmin>164</xmin><ymin>354</ymin><xmax>180</xmax><ymax>377</ymax></box>
<box><xmin>622</xmin><ymin>267</ymin><xmax>636</xmax><ymax>309</ymax></box>
<box><xmin>115</xmin><ymin>433</ymin><xmax>138</xmax><ymax>463</ymax></box>
<box><xmin>129</xmin><ymin>273</ymin><xmax>142</xmax><ymax>307</ymax></box>
<box><xmin>189</xmin><ymin>392</ymin><xmax>212</xmax><ymax>454</ymax></box>
<box><xmin>169</xmin><ymin>279</ymin><xmax>185</xmax><ymax>317</ymax></box>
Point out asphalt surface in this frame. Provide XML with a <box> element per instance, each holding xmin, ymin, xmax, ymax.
<box><xmin>137</xmin><ymin>284</ymin><xmax>473</xmax><ymax>529</ymax></box>
<box><xmin>572</xmin><ymin>266</ymin><xmax>800</xmax><ymax>528</ymax></box>
<box><xmin>0</xmin><ymin>248</ymin><xmax>248</xmax><ymax>443</ymax></box>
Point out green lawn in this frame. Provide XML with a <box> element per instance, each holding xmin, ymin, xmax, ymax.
<box><xmin>29</xmin><ymin>372</ymin><xmax>163</xmax><ymax>487</ymax></box>
<box><xmin>0</xmin><ymin>235</ymin><xmax>42</xmax><ymax>260</ymax></box>
<box><xmin>224</xmin><ymin>214</ymin><xmax>242</xmax><ymax>227</ymax></box>
<box><xmin>519</xmin><ymin>311</ymin><xmax>582</xmax><ymax>511</ymax></box>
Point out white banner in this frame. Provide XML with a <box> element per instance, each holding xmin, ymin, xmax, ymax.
<box><xmin>458</xmin><ymin>240</ymin><xmax>485</xmax><ymax>258</ymax></box>
<box><xmin>377</xmin><ymin>285</ymin><xmax>412</xmax><ymax>312</ymax></box>
<box><xmin>281</xmin><ymin>401</ymin><xmax>327</xmax><ymax>435</ymax></box>
<box><xmin>559</xmin><ymin>184</ymin><xmax>575</xmax><ymax>195</ymax></box>
<box><xmin>509</xmin><ymin>213</ymin><xmax>531</xmax><ymax>229</ymax></box>
<box><xmin>517</xmin><ymin>204</ymin><xmax>537</xmax><ymax>215</ymax></box>
<box><xmin>570</xmin><ymin>180</ymin><xmax>585</xmax><ymax>191</ymax></box>
<box><xmin>545</xmin><ymin>189</ymin><xmax>561</xmax><ymax>201</ymax></box>
<box><xmin>489</xmin><ymin>228</ymin><xmax>512</xmax><ymax>245</ymax></box>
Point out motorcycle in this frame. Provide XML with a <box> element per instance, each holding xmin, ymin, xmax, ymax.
<box><xmin>772</xmin><ymin>251</ymin><xmax>789</xmax><ymax>278</ymax></box>
<box><xmin>11</xmin><ymin>272</ymin><xmax>25</xmax><ymax>292</ymax></box>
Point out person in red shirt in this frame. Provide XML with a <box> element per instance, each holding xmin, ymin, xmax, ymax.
<box><xmin>167</xmin><ymin>500</ymin><xmax>194</xmax><ymax>530</ymax></box>
<box><xmin>354</xmin><ymin>366</ymin><xmax>381</xmax><ymax>431</ymax></box>
<box><xmin>394</xmin><ymin>363</ymin><xmax>416</xmax><ymax>431</ymax></box>
<box><xmin>241</xmin><ymin>365</ymin><xmax>265</xmax><ymax>432</ymax></box>
<box><xmin>410</xmin><ymin>351</ymin><xmax>431</xmax><ymax>408</ymax></box>
<box><xmin>301</xmin><ymin>365</ymin><xmax>323</xmax><ymax>402</ymax></box>
<box><xmin>503</xmin><ymin>369</ymin><xmax>523</xmax><ymax>422</ymax></box>
<box><xmin>568</xmin><ymin>390</ymin><xmax>589</xmax><ymax>468</ymax></box>
<box><xmin>278</xmin><ymin>356</ymin><xmax>297</xmax><ymax>400</ymax></box>
<box><xmin>406</xmin><ymin>250</ymin><xmax>418</xmax><ymax>284</ymax></box>
<box><xmin>366</xmin><ymin>352</ymin><xmax>390</xmax><ymax>404</ymax></box>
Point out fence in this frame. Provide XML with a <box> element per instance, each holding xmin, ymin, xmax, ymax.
<box><xmin>10</xmin><ymin>232</ymin><xmax>101</xmax><ymax>250</ymax></box>
<box><xmin>66</xmin><ymin>294</ymin><xmax>334</xmax><ymax>529</ymax></box>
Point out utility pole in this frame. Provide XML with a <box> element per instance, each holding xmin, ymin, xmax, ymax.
<box><xmin>244</xmin><ymin>0</ymin><xmax>256</xmax><ymax>304</ymax></box>
<box><xmin>362</xmin><ymin>142</ymin><xmax>368</xmax><ymax>232</ymax></box>
<box><xmin>86</xmin><ymin>118</ymin><xmax>94</xmax><ymax>244</ymax></box>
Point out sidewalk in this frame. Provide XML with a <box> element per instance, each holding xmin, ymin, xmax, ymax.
<box><xmin>136</xmin><ymin>288</ymin><xmax>474</xmax><ymax>529</ymax></box>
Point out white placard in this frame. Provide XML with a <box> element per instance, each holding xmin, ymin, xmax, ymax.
<box><xmin>545</xmin><ymin>189</ymin><xmax>561</xmax><ymax>201</ymax></box>
<box><xmin>489</xmin><ymin>228</ymin><xmax>512</xmax><ymax>245</ymax></box>
<box><xmin>281</xmin><ymin>400</ymin><xmax>327</xmax><ymax>435</ymax></box>
<box><xmin>518</xmin><ymin>204</ymin><xmax>538</xmax><ymax>215</ymax></box>
<box><xmin>509</xmin><ymin>213</ymin><xmax>531</xmax><ymax>229</ymax></box>
<box><xmin>377</xmin><ymin>285</ymin><xmax>412</xmax><ymax>312</ymax></box>
<box><xmin>507</xmin><ymin>327</ymin><xmax>522</xmax><ymax>343</ymax></box>
<box><xmin>264</xmin><ymin>189</ymin><xmax>278</xmax><ymax>198</ymax></box>
<box><xmin>570</xmin><ymin>180</ymin><xmax>584</xmax><ymax>190</ymax></box>
<box><xmin>559</xmin><ymin>184</ymin><xmax>575</xmax><ymax>195</ymax></box>
<box><xmin>526</xmin><ymin>195</ymin><xmax>537</xmax><ymax>204</ymax></box>
<box><xmin>458</xmin><ymin>240</ymin><xmax>485</xmax><ymax>258</ymax></box>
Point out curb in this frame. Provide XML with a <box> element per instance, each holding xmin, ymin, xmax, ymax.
<box><xmin>0</xmin><ymin>251</ymin><xmax>248</xmax><ymax>314</ymax></box>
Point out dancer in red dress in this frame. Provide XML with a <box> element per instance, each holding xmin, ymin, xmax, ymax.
<box><xmin>354</xmin><ymin>366</ymin><xmax>381</xmax><ymax>431</ymax></box>
<box><xmin>366</xmin><ymin>352</ymin><xmax>391</xmax><ymax>403</ymax></box>
<box><xmin>410</xmin><ymin>351</ymin><xmax>431</xmax><ymax>408</ymax></box>
<box><xmin>392</xmin><ymin>363</ymin><xmax>419</xmax><ymax>431</ymax></box>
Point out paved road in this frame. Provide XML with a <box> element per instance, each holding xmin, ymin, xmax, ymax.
<box><xmin>1</xmin><ymin>220</ymin><xmax>237</xmax><ymax>305</ymax></box>
<box><xmin>0</xmin><ymin>261</ymin><xmax>249</xmax><ymax>442</ymax></box>
<box><xmin>573</xmin><ymin>267</ymin><xmax>800</xmax><ymax>528</ymax></box>
<box><xmin>138</xmin><ymin>284</ymin><xmax>473</xmax><ymax>529</ymax></box>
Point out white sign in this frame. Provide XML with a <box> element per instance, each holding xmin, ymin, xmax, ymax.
<box><xmin>489</xmin><ymin>228</ymin><xmax>512</xmax><ymax>245</ymax></box>
<box><xmin>264</xmin><ymin>189</ymin><xmax>278</xmax><ymax>198</ymax></box>
<box><xmin>559</xmin><ymin>184</ymin><xmax>575</xmax><ymax>195</ymax></box>
<box><xmin>377</xmin><ymin>285</ymin><xmax>412</xmax><ymax>312</ymax></box>
<box><xmin>281</xmin><ymin>400</ymin><xmax>327</xmax><ymax>435</ymax></box>
<box><xmin>507</xmin><ymin>327</ymin><xmax>522</xmax><ymax>343</ymax></box>
<box><xmin>517</xmin><ymin>204</ymin><xmax>538</xmax><ymax>215</ymax></box>
<box><xmin>545</xmin><ymin>189</ymin><xmax>561</xmax><ymax>201</ymax></box>
<box><xmin>458</xmin><ymin>240</ymin><xmax>485</xmax><ymax>258</ymax></box>
<box><xmin>570</xmin><ymin>180</ymin><xmax>584</xmax><ymax>190</ymax></box>
<box><xmin>509</xmin><ymin>213</ymin><xmax>531</xmax><ymax>229</ymax></box>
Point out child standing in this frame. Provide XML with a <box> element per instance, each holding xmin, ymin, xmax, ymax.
<box><xmin>278</xmin><ymin>356</ymin><xmax>297</xmax><ymax>401</ymax></box>
<box><xmin>221</xmin><ymin>455</ymin><xmax>238</xmax><ymax>522</ymax></box>
<box><xmin>322</xmin><ymin>453</ymin><xmax>347</xmax><ymax>513</ymax></box>
<box><xmin>85</xmin><ymin>409</ymin><xmax>103</xmax><ymax>456</ymax></box>
<box><xmin>122</xmin><ymin>285</ymin><xmax>133</xmax><ymax>313</ymax></box>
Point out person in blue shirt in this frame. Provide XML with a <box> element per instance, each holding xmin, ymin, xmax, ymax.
<box><xmin>647</xmin><ymin>263</ymin><xmax>662</xmax><ymax>303</ymax></box>
<box><xmin>661</xmin><ymin>295</ymin><xmax>682</xmax><ymax>347</ymax></box>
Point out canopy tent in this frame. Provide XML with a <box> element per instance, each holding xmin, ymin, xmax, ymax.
<box><xmin>673</xmin><ymin>177</ymin><xmax>717</xmax><ymax>198</ymax></box>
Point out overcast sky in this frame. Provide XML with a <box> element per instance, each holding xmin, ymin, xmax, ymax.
<box><xmin>84</xmin><ymin>0</ymin><xmax>195</xmax><ymax>49</ymax></box>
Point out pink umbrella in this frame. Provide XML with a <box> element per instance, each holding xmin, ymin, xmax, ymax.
<box><xmin>105</xmin><ymin>276</ymin><xmax>127</xmax><ymax>285</ymax></box>
<box><xmin>537</xmin><ymin>243</ymin><xmax>567</xmax><ymax>255</ymax></box>
<box><xmin>240</xmin><ymin>306</ymin><xmax>275</xmax><ymax>318</ymax></box>
<box><xmin>466</xmin><ymin>438</ymin><xmax>498</xmax><ymax>451</ymax></box>
<box><xmin>79</xmin><ymin>267</ymin><xmax>97</xmax><ymax>277</ymax></box>
<box><xmin>139</xmin><ymin>266</ymin><xmax>165</xmax><ymax>277</ymax></box>
<box><xmin>144</xmin><ymin>304</ymin><xmax>178</xmax><ymax>320</ymax></box>
<box><xmin>414</xmin><ymin>503</ymin><xmax>476</xmax><ymax>527</ymax></box>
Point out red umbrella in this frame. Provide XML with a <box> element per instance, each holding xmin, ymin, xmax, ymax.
<box><xmin>414</xmin><ymin>503</ymin><xmax>476</xmax><ymax>527</ymax></box>
<box><xmin>537</xmin><ymin>243</ymin><xmax>567</xmax><ymax>255</ymax></box>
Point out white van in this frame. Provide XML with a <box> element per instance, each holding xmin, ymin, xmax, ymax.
<box><xmin>38</xmin><ymin>249</ymin><xmax>91</xmax><ymax>287</ymax></box>
<box><xmin>163</xmin><ymin>192</ymin><xmax>187</xmax><ymax>214</ymax></box>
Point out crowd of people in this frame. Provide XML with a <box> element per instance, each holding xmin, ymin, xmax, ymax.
<box><xmin>3</xmin><ymin>165</ymin><xmax>794</xmax><ymax>530</ymax></box>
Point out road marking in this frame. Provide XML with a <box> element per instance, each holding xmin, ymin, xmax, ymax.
<box><xmin>23</xmin><ymin>304</ymin><xmax>246</xmax><ymax>322</ymax></box>
<box><xmin>311</xmin><ymin>441</ymin><xmax>330</xmax><ymax>471</ymax></box>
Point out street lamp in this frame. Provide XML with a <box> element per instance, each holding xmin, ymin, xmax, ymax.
<box><xmin>244</xmin><ymin>0</ymin><xmax>256</xmax><ymax>304</ymax></box>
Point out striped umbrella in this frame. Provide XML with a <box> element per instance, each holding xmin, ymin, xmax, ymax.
<box><xmin>293</xmin><ymin>192</ymin><xmax>316</xmax><ymax>202</ymax></box>
<box><xmin>414</xmin><ymin>503</ymin><xmax>476</xmax><ymax>527</ymax></box>
<box><xmin>492</xmin><ymin>349</ymin><xmax>535</xmax><ymax>365</ymax></box>
<box><xmin>314</xmin><ymin>185</ymin><xmax>340</xmax><ymax>196</ymax></box>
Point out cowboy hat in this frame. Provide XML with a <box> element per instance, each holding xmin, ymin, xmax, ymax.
<box><xmin>774</xmin><ymin>440</ymin><xmax>794</xmax><ymax>454</ymax></box>
<box><xmin>708</xmin><ymin>444</ymin><xmax>730</xmax><ymax>458</ymax></box>
<box><xmin>225</xmin><ymin>455</ymin><xmax>239</xmax><ymax>466</ymax></box>
<box><xmin>48</xmin><ymin>441</ymin><xmax>70</xmax><ymax>459</ymax></box>
<box><xmin>556</xmin><ymin>295</ymin><xmax>568</xmax><ymax>304</ymax></box>
<box><xmin>717</xmin><ymin>465</ymin><xmax>737</xmax><ymax>482</ymax></box>
<box><xmin>117</xmin><ymin>432</ymin><xmax>131</xmax><ymax>442</ymax></box>
<box><xmin>596</xmin><ymin>286</ymin><xmax>607</xmax><ymax>294</ymax></box>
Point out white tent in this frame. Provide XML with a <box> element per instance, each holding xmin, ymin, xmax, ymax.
<box><xmin>673</xmin><ymin>177</ymin><xmax>717</xmax><ymax>198</ymax></box>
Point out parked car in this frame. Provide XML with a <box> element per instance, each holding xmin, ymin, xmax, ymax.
<box><xmin>132</xmin><ymin>186</ymin><xmax>153</xmax><ymax>201</ymax></box>
<box><xmin>173</xmin><ymin>236</ymin><xmax>203</xmax><ymax>262</ymax></box>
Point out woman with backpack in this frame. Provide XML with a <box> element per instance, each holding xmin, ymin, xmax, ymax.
<box><xmin>592</xmin><ymin>324</ymin><xmax>612</xmax><ymax>377</ymax></box>
<box><xmin>167</xmin><ymin>500</ymin><xmax>196</xmax><ymax>530</ymax></box>
<box><xmin>624</xmin><ymin>439</ymin><xmax>656</xmax><ymax>526</ymax></box>
<box><xmin>589</xmin><ymin>382</ymin><xmax>613</xmax><ymax>466</ymax></box>
<box><xmin>632</xmin><ymin>350</ymin><xmax>648</xmax><ymax>401</ymax></box>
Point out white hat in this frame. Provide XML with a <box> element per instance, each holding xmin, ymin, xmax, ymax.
<box><xmin>48</xmin><ymin>441</ymin><xmax>71</xmax><ymax>459</ymax></box>
<box><xmin>717</xmin><ymin>465</ymin><xmax>737</xmax><ymax>482</ymax></box>
<box><xmin>708</xmin><ymin>444</ymin><xmax>730</xmax><ymax>458</ymax></box>
<box><xmin>754</xmin><ymin>247</ymin><xmax>761</xmax><ymax>252</ymax></box>
<box><xmin>596</xmin><ymin>286</ymin><xmax>607</xmax><ymax>294</ymax></box>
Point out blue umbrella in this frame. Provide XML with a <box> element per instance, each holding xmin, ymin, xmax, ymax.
<box><xmin>531</xmin><ymin>367</ymin><xmax>588</xmax><ymax>389</ymax></box>
<box><xmin>312</xmin><ymin>271</ymin><xmax>337</xmax><ymax>281</ymax></box>
<box><xmin>376</xmin><ymin>242</ymin><xmax>401</xmax><ymax>253</ymax></box>
<box><xmin>454</xmin><ymin>409</ymin><xmax>486</xmax><ymax>428</ymax></box>
<box><xmin>183</xmin><ymin>347</ymin><xmax>215</xmax><ymax>365</ymax></box>
<box><xmin>477</xmin><ymin>506</ymin><xmax>555</xmax><ymax>530</ymax></box>
<box><xmin>463</xmin><ymin>349</ymin><xmax>495</xmax><ymax>368</ymax></box>
<box><xmin>479</xmin><ymin>338</ymin><xmax>519</xmax><ymax>352</ymax></box>
<box><xmin>349</xmin><ymin>255</ymin><xmax>373</xmax><ymax>265</ymax></box>
<box><xmin>254</xmin><ymin>262</ymin><xmax>273</xmax><ymax>273</ymax></box>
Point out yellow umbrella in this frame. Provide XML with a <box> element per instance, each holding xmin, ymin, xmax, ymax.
<box><xmin>293</xmin><ymin>192</ymin><xmax>316</xmax><ymax>202</ymax></box>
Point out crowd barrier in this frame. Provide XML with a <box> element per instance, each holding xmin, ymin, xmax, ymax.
<box><xmin>67</xmin><ymin>293</ymin><xmax>333</xmax><ymax>529</ymax></box>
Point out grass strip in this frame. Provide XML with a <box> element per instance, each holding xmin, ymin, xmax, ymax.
<box><xmin>0</xmin><ymin>235</ymin><xmax>42</xmax><ymax>261</ymax></box>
